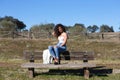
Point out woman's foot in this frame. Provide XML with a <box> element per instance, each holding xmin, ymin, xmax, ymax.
<box><xmin>54</xmin><ymin>58</ymin><xmax>59</xmax><ymax>65</ymax></box>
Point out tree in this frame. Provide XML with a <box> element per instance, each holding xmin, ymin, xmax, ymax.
<box><xmin>0</xmin><ymin>16</ymin><xmax>26</xmax><ymax>31</ymax></box>
<box><xmin>0</xmin><ymin>20</ymin><xmax>16</xmax><ymax>31</ymax></box>
<box><xmin>30</xmin><ymin>23</ymin><xmax>55</xmax><ymax>32</ymax></box>
<box><xmin>110</xmin><ymin>26</ymin><xmax>114</xmax><ymax>32</ymax></box>
<box><xmin>14</xmin><ymin>19</ymin><xmax>26</xmax><ymax>30</ymax></box>
<box><xmin>87</xmin><ymin>25</ymin><xmax>99</xmax><ymax>33</ymax></box>
<box><xmin>119</xmin><ymin>26</ymin><xmax>120</xmax><ymax>31</ymax></box>
<box><xmin>100</xmin><ymin>24</ymin><xmax>114</xmax><ymax>32</ymax></box>
<box><xmin>69</xmin><ymin>23</ymin><xmax>86</xmax><ymax>33</ymax></box>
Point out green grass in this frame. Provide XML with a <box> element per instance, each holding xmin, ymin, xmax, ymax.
<box><xmin>0</xmin><ymin>38</ymin><xmax>120</xmax><ymax>80</ymax></box>
<box><xmin>0</xmin><ymin>67</ymin><xmax>120</xmax><ymax>80</ymax></box>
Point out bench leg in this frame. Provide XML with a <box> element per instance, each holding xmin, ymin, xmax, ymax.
<box><xmin>84</xmin><ymin>68</ymin><xmax>89</xmax><ymax>79</ymax></box>
<box><xmin>28</xmin><ymin>68</ymin><xmax>35</xmax><ymax>78</ymax></box>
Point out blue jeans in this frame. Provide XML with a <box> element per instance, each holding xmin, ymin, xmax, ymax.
<box><xmin>48</xmin><ymin>43</ymin><xmax>66</xmax><ymax>59</ymax></box>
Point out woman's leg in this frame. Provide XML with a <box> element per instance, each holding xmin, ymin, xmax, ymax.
<box><xmin>53</xmin><ymin>46</ymin><xmax>66</xmax><ymax>64</ymax></box>
<box><xmin>54</xmin><ymin>47</ymin><xmax>59</xmax><ymax>59</ymax></box>
<box><xmin>54</xmin><ymin>46</ymin><xmax>66</xmax><ymax>59</ymax></box>
<box><xmin>48</xmin><ymin>46</ymin><xmax>56</xmax><ymax>58</ymax></box>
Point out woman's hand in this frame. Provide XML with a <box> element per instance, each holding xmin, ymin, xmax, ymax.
<box><xmin>52</xmin><ymin>31</ymin><xmax>56</xmax><ymax>36</ymax></box>
<box><xmin>54</xmin><ymin>45</ymin><xmax>58</xmax><ymax>48</ymax></box>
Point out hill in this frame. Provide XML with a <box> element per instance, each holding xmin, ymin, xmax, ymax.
<box><xmin>0</xmin><ymin>38</ymin><xmax>120</xmax><ymax>61</ymax></box>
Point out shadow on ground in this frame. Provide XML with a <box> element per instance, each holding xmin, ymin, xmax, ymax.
<box><xmin>35</xmin><ymin>66</ymin><xmax>113</xmax><ymax>78</ymax></box>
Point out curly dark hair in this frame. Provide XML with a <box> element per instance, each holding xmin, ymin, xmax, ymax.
<box><xmin>54</xmin><ymin>24</ymin><xmax>66</xmax><ymax>38</ymax></box>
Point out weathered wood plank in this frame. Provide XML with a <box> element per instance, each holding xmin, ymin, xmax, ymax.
<box><xmin>21</xmin><ymin>63</ymin><xmax>96</xmax><ymax>69</ymax></box>
<box><xmin>23</xmin><ymin>50</ymin><xmax>95</xmax><ymax>60</ymax></box>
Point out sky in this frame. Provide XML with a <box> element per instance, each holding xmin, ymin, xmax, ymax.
<box><xmin>0</xmin><ymin>0</ymin><xmax>120</xmax><ymax>32</ymax></box>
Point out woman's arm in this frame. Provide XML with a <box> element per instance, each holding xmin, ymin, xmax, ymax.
<box><xmin>61</xmin><ymin>32</ymin><xmax>68</xmax><ymax>46</ymax></box>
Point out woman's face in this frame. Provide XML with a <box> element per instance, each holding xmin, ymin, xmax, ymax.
<box><xmin>58</xmin><ymin>26</ymin><xmax>63</xmax><ymax>33</ymax></box>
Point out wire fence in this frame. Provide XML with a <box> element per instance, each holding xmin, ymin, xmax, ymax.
<box><xmin>0</xmin><ymin>31</ymin><xmax>120</xmax><ymax>40</ymax></box>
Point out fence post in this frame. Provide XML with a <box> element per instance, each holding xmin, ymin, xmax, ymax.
<box><xmin>28</xmin><ymin>31</ymin><xmax>32</xmax><ymax>39</ymax></box>
<box><xmin>101</xmin><ymin>33</ymin><xmax>104</xmax><ymax>40</ymax></box>
<box><xmin>118</xmin><ymin>33</ymin><xmax>120</xmax><ymax>40</ymax></box>
<box><xmin>11</xmin><ymin>31</ymin><xmax>15</xmax><ymax>39</ymax></box>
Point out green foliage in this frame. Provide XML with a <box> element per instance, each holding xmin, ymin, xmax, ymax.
<box><xmin>100</xmin><ymin>24</ymin><xmax>114</xmax><ymax>32</ymax></box>
<box><xmin>0</xmin><ymin>20</ymin><xmax>15</xmax><ymax>31</ymax></box>
<box><xmin>0</xmin><ymin>16</ymin><xmax>26</xmax><ymax>31</ymax></box>
<box><xmin>68</xmin><ymin>23</ymin><xmax>86</xmax><ymax>33</ymax></box>
<box><xmin>30</xmin><ymin>23</ymin><xmax>55</xmax><ymax>32</ymax></box>
<box><xmin>30</xmin><ymin>23</ymin><xmax>116</xmax><ymax>34</ymax></box>
<box><xmin>87</xmin><ymin>25</ymin><xmax>99</xmax><ymax>33</ymax></box>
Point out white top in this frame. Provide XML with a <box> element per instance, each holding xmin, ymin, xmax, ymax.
<box><xmin>58</xmin><ymin>36</ymin><xmax>64</xmax><ymax>44</ymax></box>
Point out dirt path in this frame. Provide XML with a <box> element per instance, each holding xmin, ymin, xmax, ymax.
<box><xmin>0</xmin><ymin>62</ymin><xmax>20</xmax><ymax>67</ymax></box>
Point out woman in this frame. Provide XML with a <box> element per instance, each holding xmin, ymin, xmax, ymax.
<box><xmin>48</xmin><ymin>24</ymin><xmax>68</xmax><ymax>65</ymax></box>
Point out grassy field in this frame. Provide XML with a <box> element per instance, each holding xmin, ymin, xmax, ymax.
<box><xmin>0</xmin><ymin>66</ymin><xmax>120</xmax><ymax>80</ymax></box>
<box><xmin>0</xmin><ymin>38</ymin><xmax>120</xmax><ymax>60</ymax></box>
<box><xmin>0</xmin><ymin>37</ymin><xmax>120</xmax><ymax>80</ymax></box>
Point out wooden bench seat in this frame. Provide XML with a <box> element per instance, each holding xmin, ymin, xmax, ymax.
<box><xmin>21</xmin><ymin>63</ymin><xmax>96</xmax><ymax>69</ymax></box>
<box><xmin>21</xmin><ymin>50</ymin><xmax>96</xmax><ymax>79</ymax></box>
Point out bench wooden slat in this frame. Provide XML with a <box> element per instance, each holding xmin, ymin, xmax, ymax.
<box><xmin>23</xmin><ymin>51</ymin><xmax>43</xmax><ymax>60</ymax></box>
<box><xmin>21</xmin><ymin>63</ymin><xmax>96</xmax><ymax>69</ymax></box>
<box><xmin>23</xmin><ymin>51</ymin><xmax>95</xmax><ymax>60</ymax></box>
<box><xmin>24</xmin><ymin>55</ymin><xmax>94</xmax><ymax>60</ymax></box>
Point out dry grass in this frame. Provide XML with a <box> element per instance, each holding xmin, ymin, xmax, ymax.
<box><xmin>0</xmin><ymin>38</ymin><xmax>120</xmax><ymax>80</ymax></box>
<box><xmin>0</xmin><ymin>38</ymin><xmax>120</xmax><ymax>60</ymax></box>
